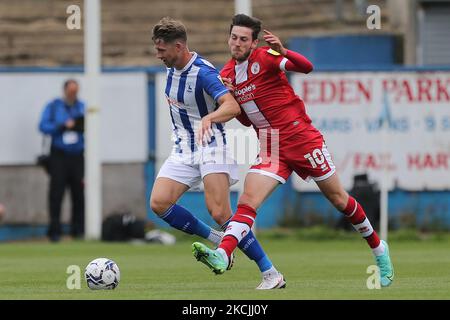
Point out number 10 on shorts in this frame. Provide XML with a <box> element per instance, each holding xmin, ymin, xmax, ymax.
<box><xmin>304</xmin><ymin>149</ymin><xmax>328</xmax><ymax>171</ymax></box>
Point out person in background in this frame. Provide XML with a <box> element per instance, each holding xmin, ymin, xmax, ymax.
<box><xmin>0</xmin><ymin>202</ymin><xmax>5</xmax><ymax>222</ymax></box>
<box><xmin>39</xmin><ymin>79</ymin><xmax>85</xmax><ymax>242</ymax></box>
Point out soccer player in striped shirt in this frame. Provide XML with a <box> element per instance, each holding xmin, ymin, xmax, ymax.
<box><xmin>193</xmin><ymin>14</ymin><xmax>394</xmax><ymax>288</ymax></box>
<box><xmin>150</xmin><ymin>17</ymin><xmax>285</xmax><ymax>289</ymax></box>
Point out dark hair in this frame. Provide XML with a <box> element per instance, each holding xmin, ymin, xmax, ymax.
<box><xmin>229</xmin><ymin>14</ymin><xmax>261</xmax><ymax>41</ymax></box>
<box><xmin>152</xmin><ymin>17</ymin><xmax>187</xmax><ymax>43</ymax></box>
<box><xmin>63</xmin><ymin>79</ymin><xmax>78</xmax><ymax>89</ymax></box>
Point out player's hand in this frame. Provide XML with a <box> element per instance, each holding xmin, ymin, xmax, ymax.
<box><xmin>221</xmin><ymin>77</ymin><xmax>235</xmax><ymax>92</ymax></box>
<box><xmin>263</xmin><ymin>29</ymin><xmax>287</xmax><ymax>56</ymax></box>
<box><xmin>197</xmin><ymin>116</ymin><xmax>214</xmax><ymax>146</ymax></box>
<box><xmin>65</xmin><ymin>119</ymin><xmax>75</xmax><ymax>129</ymax></box>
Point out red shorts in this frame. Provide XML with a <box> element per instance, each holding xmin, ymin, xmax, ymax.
<box><xmin>249</xmin><ymin>125</ymin><xmax>336</xmax><ymax>184</ymax></box>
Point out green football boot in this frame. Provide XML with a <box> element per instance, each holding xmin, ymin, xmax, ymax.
<box><xmin>192</xmin><ymin>242</ymin><xmax>229</xmax><ymax>275</ymax></box>
<box><xmin>375</xmin><ymin>240</ymin><xmax>394</xmax><ymax>287</ymax></box>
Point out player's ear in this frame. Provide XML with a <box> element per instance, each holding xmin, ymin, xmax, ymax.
<box><xmin>251</xmin><ymin>39</ymin><xmax>259</xmax><ymax>49</ymax></box>
<box><xmin>175</xmin><ymin>40</ymin><xmax>185</xmax><ymax>51</ymax></box>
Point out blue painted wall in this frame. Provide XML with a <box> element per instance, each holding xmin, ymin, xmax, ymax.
<box><xmin>2</xmin><ymin>188</ymin><xmax>447</xmax><ymax>241</ymax></box>
<box><xmin>288</xmin><ymin>34</ymin><xmax>399</xmax><ymax>68</ymax></box>
<box><xmin>279</xmin><ymin>189</ymin><xmax>450</xmax><ymax>231</ymax></box>
<box><xmin>145</xmin><ymin>75</ymin><xmax>157</xmax><ymax>225</ymax></box>
<box><xmin>145</xmin><ymin>188</ymin><xmax>450</xmax><ymax>230</ymax></box>
<box><xmin>0</xmin><ymin>224</ymin><xmax>69</xmax><ymax>241</ymax></box>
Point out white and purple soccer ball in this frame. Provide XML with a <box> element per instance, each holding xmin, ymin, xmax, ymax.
<box><xmin>85</xmin><ymin>258</ymin><xmax>120</xmax><ymax>290</ymax></box>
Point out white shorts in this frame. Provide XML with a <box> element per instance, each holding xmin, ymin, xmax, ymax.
<box><xmin>156</xmin><ymin>146</ymin><xmax>239</xmax><ymax>189</ymax></box>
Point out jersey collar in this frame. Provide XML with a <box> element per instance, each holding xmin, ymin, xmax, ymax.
<box><xmin>175</xmin><ymin>52</ymin><xmax>197</xmax><ymax>72</ymax></box>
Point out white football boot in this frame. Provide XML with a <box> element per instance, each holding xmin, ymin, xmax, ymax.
<box><xmin>256</xmin><ymin>271</ymin><xmax>286</xmax><ymax>290</ymax></box>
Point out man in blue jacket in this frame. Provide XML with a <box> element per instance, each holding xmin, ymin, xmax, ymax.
<box><xmin>39</xmin><ymin>79</ymin><xmax>85</xmax><ymax>242</ymax></box>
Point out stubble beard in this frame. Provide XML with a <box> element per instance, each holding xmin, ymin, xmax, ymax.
<box><xmin>233</xmin><ymin>48</ymin><xmax>252</xmax><ymax>63</ymax></box>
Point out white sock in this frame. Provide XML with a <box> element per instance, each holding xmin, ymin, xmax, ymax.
<box><xmin>216</xmin><ymin>248</ymin><xmax>229</xmax><ymax>265</ymax></box>
<box><xmin>223</xmin><ymin>220</ymin><xmax>250</xmax><ymax>243</ymax></box>
<box><xmin>262</xmin><ymin>266</ymin><xmax>277</xmax><ymax>277</ymax></box>
<box><xmin>352</xmin><ymin>218</ymin><xmax>374</xmax><ymax>238</ymax></box>
<box><xmin>208</xmin><ymin>229</ymin><xmax>223</xmax><ymax>245</ymax></box>
<box><xmin>372</xmin><ymin>242</ymin><xmax>385</xmax><ymax>256</ymax></box>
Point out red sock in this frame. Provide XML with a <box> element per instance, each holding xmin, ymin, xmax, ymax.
<box><xmin>342</xmin><ymin>196</ymin><xmax>380</xmax><ymax>249</ymax></box>
<box><xmin>219</xmin><ymin>204</ymin><xmax>256</xmax><ymax>257</ymax></box>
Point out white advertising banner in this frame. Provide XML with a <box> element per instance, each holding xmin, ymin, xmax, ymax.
<box><xmin>290</xmin><ymin>72</ymin><xmax>450</xmax><ymax>191</ymax></box>
<box><xmin>0</xmin><ymin>72</ymin><xmax>148</xmax><ymax>164</ymax></box>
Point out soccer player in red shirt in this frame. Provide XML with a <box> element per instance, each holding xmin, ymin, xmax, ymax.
<box><xmin>193</xmin><ymin>14</ymin><xmax>394</xmax><ymax>288</ymax></box>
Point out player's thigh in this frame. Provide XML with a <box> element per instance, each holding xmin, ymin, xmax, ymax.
<box><xmin>239</xmin><ymin>172</ymin><xmax>280</xmax><ymax>210</ymax></box>
<box><xmin>150</xmin><ymin>177</ymin><xmax>189</xmax><ymax>215</ymax></box>
<box><xmin>200</xmin><ymin>153</ymin><xmax>239</xmax><ymax>222</ymax></box>
<box><xmin>315</xmin><ymin>173</ymin><xmax>348</xmax><ymax>211</ymax></box>
<box><xmin>243</xmin><ymin>152</ymin><xmax>291</xmax><ymax>209</ymax></box>
<box><xmin>151</xmin><ymin>157</ymin><xmax>202</xmax><ymax>213</ymax></box>
<box><xmin>203</xmin><ymin>173</ymin><xmax>233</xmax><ymax>224</ymax></box>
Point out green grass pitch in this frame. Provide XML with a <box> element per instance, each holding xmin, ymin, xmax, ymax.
<box><xmin>0</xmin><ymin>233</ymin><xmax>449</xmax><ymax>300</ymax></box>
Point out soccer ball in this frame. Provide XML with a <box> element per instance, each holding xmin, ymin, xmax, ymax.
<box><xmin>85</xmin><ymin>258</ymin><xmax>120</xmax><ymax>290</ymax></box>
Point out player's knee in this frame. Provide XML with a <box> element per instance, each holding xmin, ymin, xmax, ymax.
<box><xmin>238</xmin><ymin>192</ymin><xmax>258</xmax><ymax>209</ymax></box>
<box><xmin>209</xmin><ymin>207</ymin><xmax>231</xmax><ymax>226</ymax></box>
<box><xmin>149</xmin><ymin>196</ymin><xmax>170</xmax><ymax>216</ymax></box>
<box><xmin>328</xmin><ymin>192</ymin><xmax>347</xmax><ymax>211</ymax></box>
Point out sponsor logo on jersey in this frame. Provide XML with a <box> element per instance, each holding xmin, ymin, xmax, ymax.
<box><xmin>165</xmin><ymin>94</ymin><xmax>182</xmax><ymax>108</ymax></box>
<box><xmin>234</xmin><ymin>84</ymin><xmax>257</xmax><ymax>103</ymax></box>
<box><xmin>234</xmin><ymin>83</ymin><xmax>256</xmax><ymax>96</ymax></box>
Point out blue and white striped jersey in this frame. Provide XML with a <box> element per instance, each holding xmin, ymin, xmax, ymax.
<box><xmin>164</xmin><ymin>52</ymin><xmax>230</xmax><ymax>156</ymax></box>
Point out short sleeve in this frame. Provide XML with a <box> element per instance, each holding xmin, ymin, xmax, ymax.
<box><xmin>200</xmin><ymin>69</ymin><xmax>230</xmax><ymax>102</ymax></box>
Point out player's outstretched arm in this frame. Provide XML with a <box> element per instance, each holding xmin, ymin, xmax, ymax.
<box><xmin>209</xmin><ymin>92</ymin><xmax>241</xmax><ymax>123</ymax></box>
<box><xmin>197</xmin><ymin>93</ymin><xmax>241</xmax><ymax>145</ymax></box>
<box><xmin>282</xmin><ymin>49</ymin><xmax>314</xmax><ymax>73</ymax></box>
<box><xmin>263</xmin><ymin>29</ymin><xmax>313</xmax><ymax>74</ymax></box>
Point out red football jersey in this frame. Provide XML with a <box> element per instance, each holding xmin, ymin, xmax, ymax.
<box><xmin>221</xmin><ymin>46</ymin><xmax>312</xmax><ymax>136</ymax></box>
